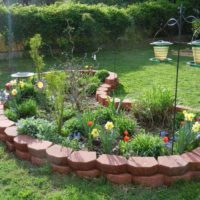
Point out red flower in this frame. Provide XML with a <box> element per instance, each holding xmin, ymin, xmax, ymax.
<box><xmin>123</xmin><ymin>136</ymin><xmax>130</xmax><ymax>142</ymax></box>
<box><xmin>5</xmin><ymin>82</ymin><xmax>12</xmax><ymax>90</ymax></box>
<box><xmin>163</xmin><ymin>136</ymin><xmax>169</xmax><ymax>143</ymax></box>
<box><xmin>123</xmin><ymin>130</ymin><xmax>129</xmax><ymax>136</ymax></box>
<box><xmin>87</xmin><ymin>121</ymin><xmax>93</xmax><ymax>127</ymax></box>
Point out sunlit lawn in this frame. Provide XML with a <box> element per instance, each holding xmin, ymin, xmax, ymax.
<box><xmin>0</xmin><ymin>47</ymin><xmax>200</xmax><ymax>109</ymax></box>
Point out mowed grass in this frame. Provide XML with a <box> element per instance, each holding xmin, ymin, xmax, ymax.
<box><xmin>0</xmin><ymin>47</ymin><xmax>200</xmax><ymax>109</ymax></box>
<box><xmin>1</xmin><ymin>142</ymin><xmax>200</xmax><ymax>200</ymax></box>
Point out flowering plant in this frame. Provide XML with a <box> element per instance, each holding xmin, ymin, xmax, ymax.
<box><xmin>175</xmin><ymin>111</ymin><xmax>200</xmax><ymax>154</ymax></box>
<box><xmin>99</xmin><ymin>121</ymin><xmax>119</xmax><ymax>153</ymax></box>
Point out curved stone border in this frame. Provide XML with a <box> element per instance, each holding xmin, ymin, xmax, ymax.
<box><xmin>1</xmin><ymin>71</ymin><xmax>200</xmax><ymax>187</ymax></box>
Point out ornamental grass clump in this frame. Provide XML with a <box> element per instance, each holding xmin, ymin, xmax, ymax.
<box><xmin>175</xmin><ymin>111</ymin><xmax>200</xmax><ymax>154</ymax></box>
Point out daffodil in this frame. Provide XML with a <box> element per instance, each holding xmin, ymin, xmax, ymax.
<box><xmin>19</xmin><ymin>81</ymin><xmax>25</xmax><ymax>88</ymax></box>
<box><xmin>105</xmin><ymin>121</ymin><xmax>114</xmax><ymax>130</ymax></box>
<box><xmin>192</xmin><ymin>122</ymin><xmax>200</xmax><ymax>133</ymax></box>
<box><xmin>36</xmin><ymin>80</ymin><xmax>44</xmax><ymax>89</ymax></box>
<box><xmin>11</xmin><ymin>89</ymin><xmax>17</xmax><ymax>96</ymax></box>
<box><xmin>91</xmin><ymin>128</ymin><xmax>99</xmax><ymax>138</ymax></box>
<box><xmin>183</xmin><ymin>111</ymin><xmax>195</xmax><ymax>122</ymax></box>
<box><xmin>10</xmin><ymin>79</ymin><xmax>17</xmax><ymax>86</ymax></box>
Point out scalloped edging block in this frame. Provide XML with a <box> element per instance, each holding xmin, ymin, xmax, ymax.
<box><xmin>75</xmin><ymin>169</ymin><xmax>101</xmax><ymax>178</ymax></box>
<box><xmin>51</xmin><ymin>164</ymin><xmax>71</xmax><ymax>174</ymax></box>
<box><xmin>14</xmin><ymin>135</ymin><xmax>36</xmax><ymax>152</ymax></box>
<box><xmin>28</xmin><ymin>140</ymin><xmax>53</xmax><ymax>159</ymax></box>
<box><xmin>16</xmin><ymin>149</ymin><xmax>31</xmax><ymax>161</ymax></box>
<box><xmin>6</xmin><ymin>141</ymin><xmax>15</xmax><ymax>152</ymax></box>
<box><xmin>158</xmin><ymin>155</ymin><xmax>189</xmax><ymax>176</ymax></box>
<box><xmin>0</xmin><ymin>119</ymin><xmax>15</xmax><ymax>142</ymax></box>
<box><xmin>132</xmin><ymin>174</ymin><xmax>164</xmax><ymax>187</ymax></box>
<box><xmin>97</xmin><ymin>154</ymin><xmax>127</xmax><ymax>174</ymax></box>
<box><xmin>68</xmin><ymin>150</ymin><xmax>97</xmax><ymax>171</ymax></box>
<box><xmin>181</xmin><ymin>152</ymin><xmax>200</xmax><ymax>171</ymax></box>
<box><xmin>106</xmin><ymin>173</ymin><xmax>132</xmax><ymax>184</ymax></box>
<box><xmin>4</xmin><ymin>126</ymin><xmax>18</xmax><ymax>143</ymax></box>
<box><xmin>128</xmin><ymin>156</ymin><xmax>158</xmax><ymax>176</ymax></box>
<box><xmin>46</xmin><ymin>144</ymin><xmax>72</xmax><ymax>166</ymax></box>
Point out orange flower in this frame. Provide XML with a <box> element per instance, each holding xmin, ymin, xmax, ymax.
<box><xmin>163</xmin><ymin>136</ymin><xmax>169</xmax><ymax>143</ymax></box>
<box><xmin>123</xmin><ymin>130</ymin><xmax>129</xmax><ymax>136</ymax></box>
<box><xmin>123</xmin><ymin>136</ymin><xmax>130</xmax><ymax>142</ymax></box>
<box><xmin>87</xmin><ymin>121</ymin><xmax>93</xmax><ymax>127</ymax></box>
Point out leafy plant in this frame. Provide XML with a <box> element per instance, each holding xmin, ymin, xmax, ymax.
<box><xmin>62</xmin><ymin>117</ymin><xmax>84</xmax><ymax>136</ymax></box>
<box><xmin>133</xmin><ymin>86</ymin><xmax>174</xmax><ymax>129</ymax></box>
<box><xmin>4</xmin><ymin>109</ymin><xmax>18</xmax><ymax>122</ymax></box>
<box><xmin>95</xmin><ymin>70</ymin><xmax>109</xmax><ymax>82</ymax></box>
<box><xmin>99</xmin><ymin>121</ymin><xmax>119</xmax><ymax>154</ymax></box>
<box><xmin>17</xmin><ymin>99</ymin><xmax>37</xmax><ymax>118</ymax></box>
<box><xmin>119</xmin><ymin>132</ymin><xmax>165</xmax><ymax>157</ymax></box>
<box><xmin>45</xmin><ymin>71</ymin><xmax>67</xmax><ymax>134</ymax></box>
<box><xmin>29</xmin><ymin>34</ymin><xmax>45</xmax><ymax>79</ymax></box>
<box><xmin>17</xmin><ymin>117</ymin><xmax>57</xmax><ymax>141</ymax></box>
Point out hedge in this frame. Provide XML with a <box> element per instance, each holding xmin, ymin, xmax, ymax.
<box><xmin>0</xmin><ymin>1</ymin><xmax>178</xmax><ymax>52</ymax></box>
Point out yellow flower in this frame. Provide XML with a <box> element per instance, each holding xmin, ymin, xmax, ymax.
<box><xmin>10</xmin><ymin>79</ymin><xmax>17</xmax><ymax>86</ymax></box>
<box><xmin>192</xmin><ymin>122</ymin><xmax>200</xmax><ymax>133</ymax></box>
<box><xmin>84</xmin><ymin>65</ymin><xmax>89</xmax><ymax>69</ymax></box>
<box><xmin>91</xmin><ymin>128</ymin><xmax>99</xmax><ymax>138</ymax></box>
<box><xmin>11</xmin><ymin>89</ymin><xmax>17</xmax><ymax>96</ymax></box>
<box><xmin>19</xmin><ymin>81</ymin><xmax>25</xmax><ymax>88</ymax></box>
<box><xmin>105</xmin><ymin>121</ymin><xmax>114</xmax><ymax>130</ymax></box>
<box><xmin>36</xmin><ymin>81</ymin><xmax>44</xmax><ymax>89</ymax></box>
<box><xmin>183</xmin><ymin>111</ymin><xmax>195</xmax><ymax>122</ymax></box>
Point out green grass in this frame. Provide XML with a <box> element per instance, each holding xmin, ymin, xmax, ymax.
<box><xmin>0</xmin><ymin>47</ymin><xmax>200</xmax><ymax>109</ymax></box>
<box><xmin>1</xmin><ymin>142</ymin><xmax>200</xmax><ymax>200</ymax></box>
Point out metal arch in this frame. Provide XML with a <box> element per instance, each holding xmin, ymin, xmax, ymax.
<box><xmin>183</xmin><ymin>15</ymin><xmax>197</xmax><ymax>24</ymax></box>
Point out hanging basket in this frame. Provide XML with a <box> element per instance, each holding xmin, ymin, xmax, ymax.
<box><xmin>188</xmin><ymin>40</ymin><xmax>200</xmax><ymax>64</ymax></box>
<box><xmin>150</xmin><ymin>40</ymin><xmax>173</xmax><ymax>61</ymax></box>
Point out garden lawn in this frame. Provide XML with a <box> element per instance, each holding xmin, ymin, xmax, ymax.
<box><xmin>0</xmin><ymin>47</ymin><xmax>200</xmax><ymax>109</ymax></box>
<box><xmin>1</xmin><ymin>142</ymin><xmax>200</xmax><ymax>200</ymax></box>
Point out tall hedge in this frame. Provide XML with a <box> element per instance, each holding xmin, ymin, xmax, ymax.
<box><xmin>0</xmin><ymin>2</ymin><xmax>178</xmax><ymax>52</ymax></box>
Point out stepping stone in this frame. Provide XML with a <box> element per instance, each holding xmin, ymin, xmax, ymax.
<box><xmin>51</xmin><ymin>163</ymin><xmax>71</xmax><ymax>174</ymax></box>
<box><xmin>4</xmin><ymin>126</ymin><xmax>18</xmax><ymax>142</ymax></box>
<box><xmin>68</xmin><ymin>151</ymin><xmax>97</xmax><ymax>171</ymax></box>
<box><xmin>14</xmin><ymin>135</ymin><xmax>35</xmax><ymax>152</ymax></box>
<box><xmin>75</xmin><ymin>169</ymin><xmax>101</xmax><ymax>178</ymax></box>
<box><xmin>46</xmin><ymin>144</ymin><xmax>72</xmax><ymax>166</ymax></box>
<box><xmin>6</xmin><ymin>141</ymin><xmax>15</xmax><ymax>152</ymax></box>
<box><xmin>28</xmin><ymin>140</ymin><xmax>53</xmax><ymax>159</ymax></box>
<box><xmin>16</xmin><ymin>149</ymin><xmax>31</xmax><ymax>161</ymax></box>
<box><xmin>96</xmin><ymin>154</ymin><xmax>127</xmax><ymax>174</ymax></box>
<box><xmin>164</xmin><ymin>172</ymin><xmax>192</xmax><ymax>186</ymax></box>
<box><xmin>128</xmin><ymin>157</ymin><xmax>158</xmax><ymax>176</ymax></box>
<box><xmin>158</xmin><ymin>155</ymin><xmax>189</xmax><ymax>176</ymax></box>
<box><xmin>106</xmin><ymin>173</ymin><xmax>132</xmax><ymax>184</ymax></box>
<box><xmin>0</xmin><ymin>119</ymin><xmax>15</xmax><ymax>134</ymax></box>
<box><xmin>181</xmin><ymin>152</ymin><xmax>200</xmax><ymax>171</ymax></box>
<box><xmin>133</xmin><ymin>174</ymin><xmax>164</xmax><ymax>187</ymax></box>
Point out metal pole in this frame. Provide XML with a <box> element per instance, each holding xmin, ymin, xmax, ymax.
<box><xmin>171</xmin><ymin>4</ymin><xmax>183</xmax><ymax>154</ymax></box>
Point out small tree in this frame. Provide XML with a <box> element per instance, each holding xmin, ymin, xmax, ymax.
<box><xmin>29</xmin><ymin>34</ymin><xmax>45</xmax><ymax>80</ymax></box>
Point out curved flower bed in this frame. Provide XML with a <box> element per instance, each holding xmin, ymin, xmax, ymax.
<box><xmin>1</xmin><ymin>70</ymin><xmax>200</xmax><ymax>187</ymax></box>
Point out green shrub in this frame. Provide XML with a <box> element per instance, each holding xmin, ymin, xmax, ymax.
<box><xmin>95</xmin><ymin>70</ymin><xmax>109</xmax><ymax>82</ymax></box>
<box><xmin>62</xmin><ymin>117</ymin><xmax>84</xmax><ymax>136</ymax></box>
<box><xmin>18</xmin><ymin>99</ymin><xmax>37</xmax><ymax>118</ymax></box>
<box><xmin>85</xmin><ymin>82</ymin><xmax>99</xmax><ymax>95</ymax></box>
<box><xmin>63</xmin><ymin>107</ymin><xmax>76</xmax><ymax>121</ymax></box>
<box><xmin>20</xmin><ymin>83</ymin><xmax>37</xmax><ymax>101</ymax></box>
<box><xmin>134</xmin><ymin>86</ymin><xmax>174</xmax><ymax>128</ymax></box>
<box><xmin>113</xmin><ymin>114</ymin><xmax>136</xmax><ymax>135</ymax></box>
<box><xmin>93</xmin><ymin>106</ymin><xmax>113</xmax><ymax>124</ymax></box>
<box><xmin>119</xmin><ymin>132</ymin><xmax>165</xmax><ymax>157</ymax></box>
<box><xmin>4</xmin><ymin>109</ymin><xmax>18</xmax><ymax>122</ymax></box>
<box><xmin>17</xmin><ymin>117</ymin><xmax>57</xmax><ymax>141</ymax></box>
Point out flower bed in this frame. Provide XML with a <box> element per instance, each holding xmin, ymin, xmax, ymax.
<box><xmin>1</xmin><ymin>70</ymin><xmax>200</xmax><ymax>187</ymax></box>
